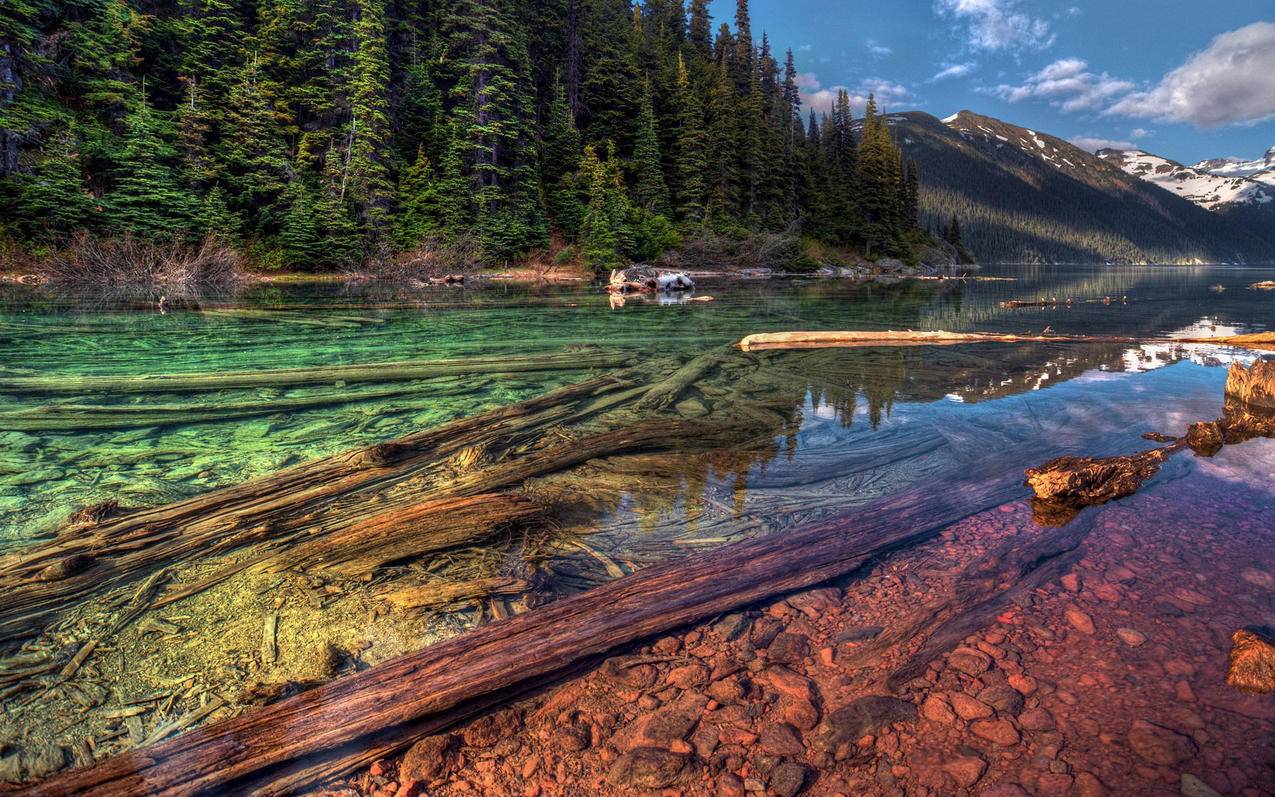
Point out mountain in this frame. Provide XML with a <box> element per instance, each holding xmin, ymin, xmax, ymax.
<box><xmin>889</xmin><ymin>110</ymin><xmax>1275</xmax><ymax>264</ymax></box>
<box><xmin>1193</xmin><ymin>147</ymin><xmax>1275</xmax><ymax>185</ymax></box>
<box><xmin>1095</xmin><ymin>149</ymin><xmax>1274</xmax><ymax>211</ymax></box>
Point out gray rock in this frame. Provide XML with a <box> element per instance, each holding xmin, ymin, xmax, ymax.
<box><xmin>1180</xmin><ymin>774</ymin><xmax>1222</xmax><ymax>797</ymax></box>
<box><xmin>769</xmin><ymin>761</ymin><xmax>810</xmax><ymax>797</ymax></box>
<box><xmin>607</xmin><ymin>748</ymin><xmax>688</xmax><ymax>789</ymax></box>
<box><xmin>825</xmin><ymin>695</ymin><xmax>917</xmax><ymax>744</ymax></box>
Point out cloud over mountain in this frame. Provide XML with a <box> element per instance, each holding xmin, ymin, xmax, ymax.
<box><xmin>1105</xmin><ymin>22</ymin><xmax>1275</xmax><ymax>128</ymax></box>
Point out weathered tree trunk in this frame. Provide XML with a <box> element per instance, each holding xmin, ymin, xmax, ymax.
<box><xmin>0</xmin><ymin>350</ymin><xmax>630</xmax><ymax>395</ymax></box>
<box><xmin>22</xmin><ymin>476</ymin><xmax>1023</xmax><ymax>797</ymax></box>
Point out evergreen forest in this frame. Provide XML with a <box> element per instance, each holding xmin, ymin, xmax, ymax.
<box><xmin>0</xmin><ymin>0</ymin><xmax>927</xmax><ymax>271</ymax></box>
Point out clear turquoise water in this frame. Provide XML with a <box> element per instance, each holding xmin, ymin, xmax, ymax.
<box><xmin>1</xmin><ymin>265</ymin><xmax>1273</xmax><ymax>550</ymax></box>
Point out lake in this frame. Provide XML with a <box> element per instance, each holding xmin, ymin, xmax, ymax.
<box><xmin>0</xmin><ymin>264</ymin><xmax>1272</xmax><ymax>790</ymax></box>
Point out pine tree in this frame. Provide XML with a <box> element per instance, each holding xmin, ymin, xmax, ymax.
<box><xmin>195</xmin><ymin>185</ymin><xmax>239</xmax><ymax>240</ymax></box>
<box><xmin>347</xmin><ymin>0</ymin><xmax>395</xmax><ymax>244</ymax></box>
<box><xmin>581</xmin><ymin>144</ymin><xmax>620</xmax><ymax>271</ymax></box>
<box><xmin>221</xmin><ymin>58</ymin><xmax>288</xmax><ymax>230</ymax></box>
<box><xmin>631</xmin><ymin>80</ymin><xmax>670</xmax><ymax>215</ymax></box>
<box><xmin>673</xmin><ymin>54</ymin><xmax>707</xmax><ymax>224</ymax></box>
<box><xmin>687</xmin><ymin>0</ymin><xmax>712</xmax><ymax>58</ymax></box>
<box><xmin>316</xmin><ymin>146</ymin><xmax>365</xmax><ymax>266</ymax></box>
<box><xmin>277</xmin><ymin>176</ymin><xmax>320</xmax><ymax>268</ymax></box>
<box><xmin>105</xmin><ymin>92</ymin><xmax>197</xmax><ymax>240</ymax></box>
<box><xmin>540</xmin><ymin>79</ymin><xmax>585</xmax><ymax>236</ymax></box>
<box><xmin>396</xmin><ymin>145</ymin><xmax>444</xmax><ymax>248</ymax></box>
<box><xmin>19</xmin><ymin>131</ymin><xmax>95</xmax><ymax>239</ymax></box>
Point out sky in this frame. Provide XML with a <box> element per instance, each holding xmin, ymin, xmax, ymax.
<box><xmin>708</xmin><ymin>0</ymin><xmax>1275</xmax><ymax>165</ymax></box>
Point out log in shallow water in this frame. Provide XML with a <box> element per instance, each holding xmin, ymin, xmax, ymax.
<box><xmin>0</xmin><ymin>350</ymin><xmax>631</xmax><ymax>395</ymax></box>
<box><xmin>23</xmin><ymin>475</ymin><xmax>1024</xmax><ymax>797</ymax></box>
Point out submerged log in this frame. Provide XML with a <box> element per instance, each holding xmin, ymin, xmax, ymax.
<box><xmin>24</xmin><ymin>476</ymin><xmax>1024</xmax><ymax>796</ymax></box>
<box><xmin>735</xmin><ymin>330</ymin><xmax>1134</xmax><ymax>352</ymax></box>
<box><xmin>0</xmin><ymin>375</ymin><xmax>635</xmax><ymax>644</ymax></box>
<box><xmin>0</xmin><ymin>383</ymin><xmax>472</xmax><ymax>432</ymax></box>
<box><xmin>0</xmin><ymin>350</ymin><xmax>630</xmax><ymax>395</ymax></box>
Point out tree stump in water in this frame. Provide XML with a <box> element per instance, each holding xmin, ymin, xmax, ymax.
<box><xmin>1224</xmin><ymin>361</ymin><xmax>1275</xmax><ymax>410</ymax></box>
<box><xmin>1228</xmin><ymin>630</ymin><xmax>1275</xmax><ymax>694</ymax></box>
<box><xmin>1024</xmin><ymin>446</ymin><xmax>1178</xmax><ymax>526</ymax></box>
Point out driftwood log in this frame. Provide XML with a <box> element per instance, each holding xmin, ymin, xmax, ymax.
<box><xmin>22</xmin><ymin>475</ymin><xmax>1023</xmax><ymax>796</ymax></box>
<box><xmin>735</xmin><ymin>330</ymin><xmax>1137</xmax><ymax>352</ymax></box>
<box><xmin>1025</xmin><ymin>361</ymin><xmax>1275</xmax><ymax>522</ymax></box>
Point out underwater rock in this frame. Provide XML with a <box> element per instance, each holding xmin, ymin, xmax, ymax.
<box><xmin>1227</xmin><ymin>629</ymin><xmax>1275</xmax><ymax>694</ymax></box>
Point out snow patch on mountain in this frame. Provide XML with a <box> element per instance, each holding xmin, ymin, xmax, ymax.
<box><xmin>1097</xmin><ymin>149</ymin><xmax>1273</xmax><ymax>211</ymax></box>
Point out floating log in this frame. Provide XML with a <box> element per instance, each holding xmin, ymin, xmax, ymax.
<box><xmin>735</xmin><ymin>330</ymin><xmax>1135</xmax><ymax>352</ymax></box>
<box><xmin>23</xmin><ymin>476</ymin><xmax>1024</xmax><ymax>796</ymax></box>
<box><xmin>0</xmin><ymin>350</ymin><xmax>631</xmax><ymax>395</ymax></box>
<box><xmin>1177</xmin><ymin>332</ymin><xmax>1275</xmax><ymax>352</ymax></box>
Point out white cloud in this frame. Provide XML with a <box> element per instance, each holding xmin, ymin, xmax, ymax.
<box><xmin>1130</xmin><ymin>128</ymin><xmax>1152</xmax><ymax>140</ymax></box>
<box><xmin>931</xmin><ymin>62</ymin><xmax>976</xmax><ymax>82</ymax></box>
<box><xmin>1069</xmin><ymin>136</ymin><xmax>1135</xmax><ymax>153</ymax></box>
<box><xmin>798</xmin><ymin>74</ymin><xmax>911</xmax><ymax>115</ymax></box>
<box><xmin>1105</xmin><ymin>22</ymin><xmax>1275</xmax><ymax>128</ymax></box>
<box><xmin>989</xmin><ymin>58</ymin><xmax>1133</xmax><ymax>113</ymax></box>
<box><xmin>866</xmin><ymin>40</ymin><xmax>893</xmax><ymax>57</ymax></box>
<box><xmin>935</xmin><ymin>0</ymin><xmax>1054</xmax><ymax>53</ymax></box>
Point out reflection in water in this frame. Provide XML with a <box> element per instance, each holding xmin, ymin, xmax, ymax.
<box><xmin>0</xmin><ymin>267</ymin><xmax>1273</xmax><ymax>783</ymax></box>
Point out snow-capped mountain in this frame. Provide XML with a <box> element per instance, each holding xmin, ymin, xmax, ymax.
<box><xmin>1192</xmin><ymin>146</ymin><xmax>1275</xmax><ymax>189</ymax></box>
<box><xmin>889</xmin><ymin>110</ymin><xmax>1275</xmax><ymax>264</ymax></box>
<box><xmin>1096</xmin><ymin>148</ymin><xmax>1273</xmax><ymax>211</ymax></box>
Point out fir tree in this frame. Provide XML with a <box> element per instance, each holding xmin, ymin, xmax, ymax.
<box><xmin>673</xmin><ymin>54</ymin><xmax>707</xmax><ymax>223</ymax></box>
<box><xmin>631</xmin><ymin>80</ymin><xmax>670</xmax><ymax>214</ymax></box>
<box><xmin>347</xmin><ymin>0</ymin><xmax>395</xmax><ymax>243</ymax></box>
<box><xmin>104</xmin><ymin>93</ymin><xmax>197</xmax><ymax>240</ymax></box>
<box><xmin>581</xmin><ymin>144</ymin><xmax>620</xmax><ymax>271</ymax></box>
<box><xmin>19</xmin><ymin>131</ymin><xmax>95</xmax><ymax>239</ymax></box>
<box><xmin>221</xmin><ymin>58</ymin><xmax>288</xmax><ymax>229</ymax></box>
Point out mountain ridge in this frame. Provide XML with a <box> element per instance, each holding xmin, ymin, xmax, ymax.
<box><xmin>890</xmin><ymin>110</ymin><xmax>1275</xmax><ymax>264</ymax></box>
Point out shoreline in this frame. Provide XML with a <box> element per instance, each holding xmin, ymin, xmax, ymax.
<box><xmin>314</xmin><ymin>477</ymin><xmax>1275</xmax><ymax>797</ymax></box>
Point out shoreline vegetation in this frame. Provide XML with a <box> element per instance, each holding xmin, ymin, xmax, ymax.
<box><xmin>0</xmin><ymin>0</ymin><xmax>976</xmax><ymax>290</ymax></box>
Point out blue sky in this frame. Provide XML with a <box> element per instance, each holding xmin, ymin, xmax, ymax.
<box><xmin>708</xmin><ymin>0</ymin><xmax>1275</xmax><ymax>165</ymax></box>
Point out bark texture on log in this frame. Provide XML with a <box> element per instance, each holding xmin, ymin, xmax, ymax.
<box><xmin>22</xmin><ymin>477</ymin><xmax>1022</xmax><ymax>797</ymax></box>
<box><xmin>1024</xmin><ymin>445</ymin><xmax>1179</xmax><ymax>526</ymax></box>
<box><xmin>735</xmin><ymin>331</ymin><xmax>1133</xmax><ymax>352</ymax></box>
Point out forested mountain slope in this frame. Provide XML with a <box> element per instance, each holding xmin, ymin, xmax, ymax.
<box><xmin>895</xmin><ymin>111</ymin><xmax>1275</xmax><ymax>264</ymax></box>
<box><xmin>0</xmin><ymin>0</ymin><xmax>924</xmax><ymax>270</ymax></box>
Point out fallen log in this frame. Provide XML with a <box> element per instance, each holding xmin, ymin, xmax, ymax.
<box><xmin>735</xmin><ymin>330</ymin><xmax>1136</xmax><ymax>352</ymax></box>
<box><xmin>22</xmin><ymin>475</ymin><xmax>1024</xmax><ymax>796</ymax></box>
<box><xmin>0</xmin><ymin>374</ymin><xmax>636</xmax><ymax>644</ymax></box>
<box><xmin>0</xmin><ymin>383</ymin><xmax>472</xmax><ymax>433</ymax></box>
<box><xmin>1177</xmin><ymin>332</ymin><xmax>1275</xmax><ymax>352</ymax></box>
<box><xmin>0</xmin><ymin>350</ymin><xmax>631</xmax><ymax>395</ymax></box>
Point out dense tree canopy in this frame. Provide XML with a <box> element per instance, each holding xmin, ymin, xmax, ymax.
<box><xmin>0</xmin><ymin>0</ymin><xmax>924</xmax><ymax>269</ymax></box>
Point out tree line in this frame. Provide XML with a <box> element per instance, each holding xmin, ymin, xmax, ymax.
<box><xmin>0</xmin><ymin>0</ymin><xmax>927</xmax><ymax>270</ymax></box>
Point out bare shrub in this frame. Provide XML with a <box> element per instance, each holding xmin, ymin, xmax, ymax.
<box><xmin>346</xmin><ymin>233</ymin><xmax>485</xmax><ymax>282</ymax></box>
<box><xmin>658</xmin><ymin>229</ymin><xmax>801</xmax><ymax>272</ymax></box>
<box><xmin>43</xmin><ymin>232</ymin><xmax>246</xmax><ymax>288</ymax></box>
